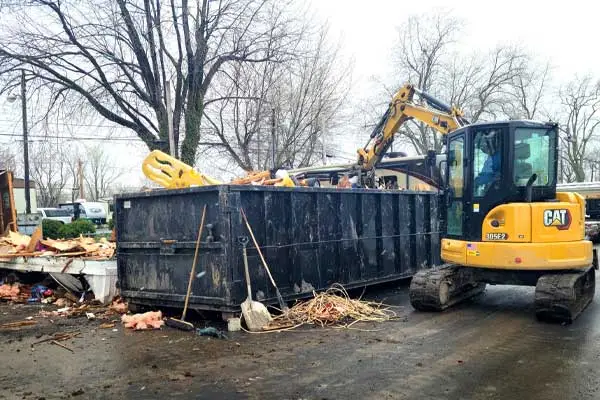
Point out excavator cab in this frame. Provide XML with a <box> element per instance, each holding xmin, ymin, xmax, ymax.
<box><xmin>410</xmin><ymin>119</ymin><xmax>596</xmax><ymax>323</ymax></box>
<box><xmin>444</xmin><ymin>120</ymin><xmax>559</xmax><ymax>242</ymax></box>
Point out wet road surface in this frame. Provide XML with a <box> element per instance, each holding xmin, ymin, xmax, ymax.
<box><xmin>1</xmin><ymin>280</ymin><xmax>599</xmax><ymax>399</ymax></box>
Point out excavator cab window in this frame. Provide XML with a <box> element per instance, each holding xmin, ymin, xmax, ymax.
<box><xmin>513</xmin><ymin>127</ymin><xmax>556</xmax><ymax>187</ymax></box>
<box><xmin>473</xmin><ymin>129</ymin><xmax>502</xmax><ymax>197</ymax></box>
<box><xmin>447</xmin><ymin>136</ymin><xmax>465</xmax><ymax>236</ymax></box>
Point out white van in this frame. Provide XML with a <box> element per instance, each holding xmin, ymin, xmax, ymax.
<box><xmin>80</xmin><ymin>202</ymin><xmax>107</xmax><ymax>224</ymax></box>
<box><xmin>58</xmin><ymin>201</ymin><xmax>107</xmax><ymax>225</ymax></box>
<box><xmin>38</xmin><ymin>208</ymin><xmax>72</xmax><ymax>224</ymax></box>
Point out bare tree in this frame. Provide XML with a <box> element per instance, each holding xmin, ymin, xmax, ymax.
<box><xmin>559</xmin><ymin>76</ymin><xmax>600</xmax><ymax>182</ymax></box>
<box><xmin>83</xmin><ymin>145</ymin><xmax>123</xmax><ymax>201</ymax></box>
<box><xmin>448</xmin><ymin>46</ymin><xmax>528</xmax><ymax>122</ymax></box>
<box><xmin>203</xmin><ymin>26</ymin><xmax>350</xmax><ymax>171</ymax></box>
<box><xmin>502</xmin><ymin>61</ymin><xmax>551</xmax><ymax>120</ymax></box>
<box><xmin>379</xmin><ymin>11</ymin><xmax>531</xmax><ymax>155</ymax></box>
<box><xmin>0</xmin><ymin>0</ymin><xmax>307</xmax><ymax>165</ymax></box>
<box><xmin>0</xmin><ymin>147</ymin><xmax>17</xmax><ymax>172</ymax></box>
<box><xmin>27</xmin><ymin>141</ymin><xmax>70</xmax><ymax>207</ymax></box>
<box><xmin>390</xmin><ymin>11</ymin><xmax>460</xmax><ymax>154</ymax></box>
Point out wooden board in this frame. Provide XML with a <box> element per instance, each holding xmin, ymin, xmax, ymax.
<box><xmin>25</xmin><ymin>226</ymin><xmax>42</xmax><ymax>253</ymax></box>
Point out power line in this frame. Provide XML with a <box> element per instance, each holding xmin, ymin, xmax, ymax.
<box><xmin>0</xmin><ymin>133</ymin><xmax>141</xmax><ymax>141</ymax></box>
<box><xmin>0</xmin><ymin>118</ymin><xmax>137</xmax><ymax>130</ymax></box>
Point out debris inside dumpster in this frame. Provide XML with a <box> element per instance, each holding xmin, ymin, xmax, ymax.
<box><xmin>121</xmin><ymin>311</ymin><xmax>164</xmax><ymax>330</ymax></box>
<box><xmin>265</xmin><ymin>284</ymin><xmax>397</xmax><ymax>330</ymax></box>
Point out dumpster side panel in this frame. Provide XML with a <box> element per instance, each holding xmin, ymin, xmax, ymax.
<box><xmin>318</xmin><ymin>192</ymin><xmax>341</xmax><ymax>287</ymax></box>
<box><xmin>116</xmin><ymin>186</ymin><xmax>443</xmax><ymax>312</ymax></box>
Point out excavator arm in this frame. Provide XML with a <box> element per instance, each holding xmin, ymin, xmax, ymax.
<box><xmin>358</xmin><ymin>84</ymin><xmax>468</xmax><ymax>170</ymax></box>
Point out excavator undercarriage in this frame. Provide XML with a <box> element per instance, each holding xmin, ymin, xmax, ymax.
<box><xmin>410</xmin><ymin>260</ymin><xmax>597</xmax><ymax>324</ymax></box>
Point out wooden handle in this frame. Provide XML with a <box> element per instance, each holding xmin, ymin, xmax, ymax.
<box><xmin>182</xmin><ymin>204</ymin><xmax>207</xmax><ymax>320</ymax></box>
<box><xmin>242</xmin><ymin>245</ymin><xmax>253</xmax><ymax>301</ymax></box>
<box><xmin>240</xmin><ymin>208</ymin><xmax>277</xmax><ymax>289</ymax></box>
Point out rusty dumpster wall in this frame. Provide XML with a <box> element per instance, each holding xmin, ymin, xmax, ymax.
<box><xmin>115</xmin><ymin>185</ymin><xmax>441</xmax><ymax>312</ymax></box>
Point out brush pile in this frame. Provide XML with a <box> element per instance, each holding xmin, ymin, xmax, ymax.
<box><xmin>267</xmin><ymin>284</ymin><xmax>397</xmax><ymax>330</ymax></box>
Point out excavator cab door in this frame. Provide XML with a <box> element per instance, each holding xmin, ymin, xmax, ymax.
<box><xmin>446</xmin><ymin>134</ymin><xmax>467</xmax><ymax>237</ymax></box>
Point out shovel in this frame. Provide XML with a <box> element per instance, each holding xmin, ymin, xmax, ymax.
<box><xmin>239</xmin><ymin>236</ymin><xmax>272</xmax><ymax>331</ymax></box>
<box><xmin>241</xmin><ymin>208</ymin><xmax>289</xmax><ymax>313</ymax></box>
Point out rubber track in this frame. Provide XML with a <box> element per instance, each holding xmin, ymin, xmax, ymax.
<box><xmin>535</xmin><ymin>267</ymin><xmax>595</xmax><ymax>324</ymax></box>
<box><xmin>410</xmin><ymin>265</ymin><xmax>486</xmax><ymax>311</ymax></box>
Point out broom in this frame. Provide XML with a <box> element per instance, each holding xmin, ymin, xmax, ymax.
<box><xmin>166</xmin><ymin>205</ymin><xmax>207</xmax><ymax>331</ymax></box>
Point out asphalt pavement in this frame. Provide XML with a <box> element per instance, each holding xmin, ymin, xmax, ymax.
<box><xmin>1</xmin><ymin>279</ymin><xmax>599</xmax><ymax>399</ymax></box>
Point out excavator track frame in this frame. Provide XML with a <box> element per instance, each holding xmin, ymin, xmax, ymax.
<box><xmin>410</xmin><ymin>258</ymin><xmax>597</xmax><ymax>324</ymax></box>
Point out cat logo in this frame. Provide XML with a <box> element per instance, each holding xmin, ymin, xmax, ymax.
<box><xmin>543</xmin><ymin>209</ymin><xmax>571</xmax><ymax>230</ymax></box>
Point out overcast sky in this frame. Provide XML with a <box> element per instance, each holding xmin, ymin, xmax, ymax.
<box><xmin>315</xmin><ymin>0</ymin><xmax>596</xmax><ymax>85</ymax></box>
<box><xmin>2</xmin><ymin>0</ymin><xmax>597</xmax><ymax>190</ymax></box>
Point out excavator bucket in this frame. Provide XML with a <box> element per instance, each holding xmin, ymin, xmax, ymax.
<box><xmin>142</xmin><ymin>150</ymin><xmax>222</xmax><ymax>189</ymax></box>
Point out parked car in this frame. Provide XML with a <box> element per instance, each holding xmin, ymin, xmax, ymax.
<box><xmin>58</xmin><ymin>201</ymin><xmax>107</xmax><ymax>225</ymax></box>
<box><xmin>38</xmin><ymin>208</ymin><xmax>72</xmax><ymax>224</ymax></box>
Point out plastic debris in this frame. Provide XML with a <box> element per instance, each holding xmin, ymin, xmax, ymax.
<box><xmin>28</xmin><ymin>285</ymin><xmax>53</xmax><ymax>303</ymax></box>
<box><xmin>196</xmin><ymin>327</ymin><xmax>228</xmax><ymax>339</ymax></box>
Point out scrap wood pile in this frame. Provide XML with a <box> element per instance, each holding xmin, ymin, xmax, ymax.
<box><xmin>264</xmin><ymin>284</ymin><xmax>398</xmax><ymax>331</ymax></box>
<box><xmin>0</xmin><ymin>230</ymin><xmax>115</xmax><ymax>259</ymax></box>
<box><xmin>39</xmin><ymin>296</ymin><xmax>129</xmax><ymax>319</ymax></box>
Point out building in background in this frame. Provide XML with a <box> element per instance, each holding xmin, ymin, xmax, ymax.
<box><xmin>12</xmin><ymin>177</ymin><xmax>37</xmax><ymax>214</ymax></box>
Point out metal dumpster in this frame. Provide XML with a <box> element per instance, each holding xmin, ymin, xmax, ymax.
<box><xmin>115</xmin><ymin>185</ymin><xmax>442</xmax><ymax>315</ymax></box>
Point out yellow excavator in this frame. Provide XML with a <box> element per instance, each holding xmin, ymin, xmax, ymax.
<box><xmin>365</xmin><ymin>84</ymin><xmax>595</xmax><ymax>323</ymax></box>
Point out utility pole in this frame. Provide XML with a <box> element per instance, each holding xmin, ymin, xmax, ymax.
<box><xmin>257</xmin><ymin>128</ymin><xmax>261</xmax><ymax>170</ymax></box>
<box><xmin>320</xmin><ymin>117</ymin><xmax>326</xmax><ymax>166</ymax></box>
<box><xmin>271</xmin><ymin>107</ymin><xmax>276</xmax><ymax>169</ymax></box>
<box><xmin>78</xmin><ymin>159</ymin><xmax>84</xmax><ymax>200</ymax></box>
<box><xmin>20</xmin><ymin>70</ymin><xmax>30</xmax><ymax>214</ymax></box>
<box><xmin>165</xmin><ymin>81</ymin><xmax>175</xmax><ymax>157</ymax></box>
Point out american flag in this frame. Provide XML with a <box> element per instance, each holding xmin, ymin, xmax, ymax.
<box><xmin>467</xmin><ymin>243</ymin><xmax>475</xmax><ymax>250</ymax></box>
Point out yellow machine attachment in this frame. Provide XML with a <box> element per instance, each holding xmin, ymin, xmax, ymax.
<box><xmin>142</xmin><ymin>150</ymin><xmax>223</xmax><ymax>189</ymax></box>
<box><xmin>142</xmin><ymin>150</ymin><xmax>296</xmax><ymax>189</ymax></box>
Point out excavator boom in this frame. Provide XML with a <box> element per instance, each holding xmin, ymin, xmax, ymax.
<box><xmin>358</xmin><ymin>84</ymin><xmax>467</xmax><ymax>170</ymax></box>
